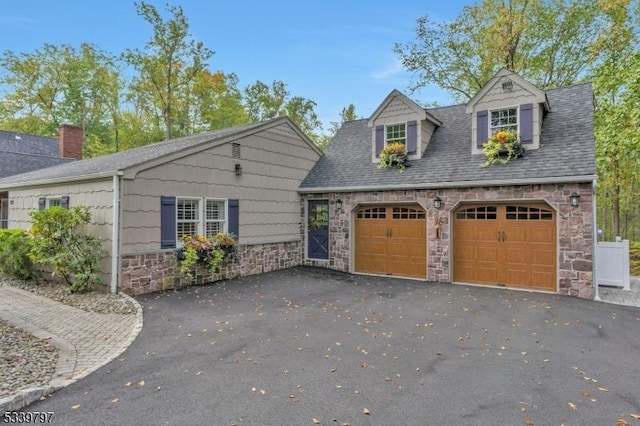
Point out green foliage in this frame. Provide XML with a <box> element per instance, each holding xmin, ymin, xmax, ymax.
<box><xmin>177</xmin><ymin>233</ymin><xmax>235</xmax><ymax>281</ymax></box>
<box><xmin>631</xmin><ymin>242</ymin><xmax>640</xmax><ymax>276</ymax></box>
<box><xmin>394</xmin><ymin>0</ymin><xmax>604</xmax><ymax>101</ymax></box>
<box><xmin>480</xmin><ymin>130</ymin><xmax>524</xmax><ymax>167</ymax></box>
<box><xmin>378</xmin><ymin>142</ymin><xmax>409</xmax><ymax>172</ymax></box>
<box><xmin>0</xmin><ymin>229</ymin><xmax>34</xmax><ymax>280</ymax></box>
<box><xmin>28</xmin><ymin>206</ymin><xmax>104</xmax><ymax>293</ymax></box>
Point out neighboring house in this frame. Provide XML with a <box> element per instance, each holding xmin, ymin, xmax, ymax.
<box><xmin>299</xmin><ymin>68</ymin><xmax>597</xmax><ymax>299</ymax></box>
<box><xmin>0</xmin><ymin>118</ymin><xmax>322</xmax><ymax>295</ymax></box>
<box><xmin>0</xmin><ymin>125</ymin><xmax>82</xmax><ymax>228</ymax></box>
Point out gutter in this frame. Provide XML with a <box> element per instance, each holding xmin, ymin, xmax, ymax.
<box><xmin>0</xmin><ymin>170</ymin><xmax>120</xmax><ymax>191</ymax></box>
<box><xmin>298</xmin><ymin>175</ymin><xmax>597</xmax><ymax>194</ymax></box>
<box><xmin>110</xmin><ymin>172</ymin><xmax>123</xmax><ymax>294</ymax></box>
<box><xmin>592</xmin><ymin>177</ymin><xmax>600</xmax><ymax>301</ymax></box>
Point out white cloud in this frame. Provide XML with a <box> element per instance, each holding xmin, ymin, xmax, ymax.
<box><xmin>370</xmin><ymin>59</ymin><xmax>404</xmax><ymax>80</ymax></box>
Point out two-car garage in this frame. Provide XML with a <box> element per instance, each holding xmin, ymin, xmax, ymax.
<box><xmin>353</xmin><ymin>202</ymin><xmax>557</xmax><ymax>292</ymax></box>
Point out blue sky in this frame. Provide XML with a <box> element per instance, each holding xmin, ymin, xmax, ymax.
<box><xmin>1</xmin><ymin>0</ymin><xmax>473</xmax><ymax>131</ymax></box>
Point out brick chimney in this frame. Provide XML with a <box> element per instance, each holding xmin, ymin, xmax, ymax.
<box><xmin>59</xmin><ymin>124</ymin><xmax>83</xmax><ymax>160</ymax></box>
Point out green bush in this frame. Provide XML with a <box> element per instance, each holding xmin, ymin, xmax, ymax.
<box><xmin>0</xmin><ymin>229</ymin><xmax>34</xmax><ymax>280</ymax></box>
<box><xmin>631</xmin><ymin>241</ymin><xmax>640</xmax><ymax>276</ymax></box>
<box><xmin>29</xmin><ymin>206</ymin><xmax>105</xmax><ymax>293</ymax></box>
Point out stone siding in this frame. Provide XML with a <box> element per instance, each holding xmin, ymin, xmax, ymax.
<box><xmin>120</xmin><ymin>241</ymin><xmax>302</xmax><ymax>295</ymax></box>
<box><xmin>302</xmin><ymin>182</ymin><xmax>594</xmax><ymax>299</ymax></box>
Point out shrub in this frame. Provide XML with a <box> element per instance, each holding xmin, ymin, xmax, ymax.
<box><xmin>29</xmin><ymin>206</ymin><xmax>105</xmax><ymax>293</ymax></box>
<box><xmin>631</xmin><ymin>241</ymin><xmax>640</xmax><ymax>276</ymax></box>
<box><xmin>0</xmin><ymin>229</ymin><xmax>34</xmax><ymax>280</ymax></box>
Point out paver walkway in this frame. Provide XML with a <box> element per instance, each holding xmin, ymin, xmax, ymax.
<box><xmin>599</xmin><ymin>276</ymin><xmax>640</xmax><ymax>307</ymax></box>
<box><xmin>0</xmin><ymin>286</ymin><xmax>142</xmax><ymax>412</ymax></box>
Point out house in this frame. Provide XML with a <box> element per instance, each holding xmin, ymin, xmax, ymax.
<box><xmin>0</xmin><ymin>124</ymin><xmax>82</xmax><ymax>228</ymax></box>
<box><xmin>299</xmin><ymin>68</ymin><xmax>597</xmax><ymax>299</ymax></box>
<box><xmin>0</xmin><ymin>117</ymin><xmax>322</xmax><ymax>295</ymax></box>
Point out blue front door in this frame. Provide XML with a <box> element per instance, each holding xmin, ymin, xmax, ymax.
<box><xmin>307</xmin><ymin>200</ymin><xmax>329</xmax><ymax>260</ymax></box>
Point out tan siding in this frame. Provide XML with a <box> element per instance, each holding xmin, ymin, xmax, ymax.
<box><xmin>121</xmin><ymin>122</ymin><xmax>319</xmax><ymax>253</ymax></box>
<box><xmin>7</xmin><ymin>179</ymin><xmax>114</xmax><ymax>282</ymax></box>
<box><xmin>371</xmin><ymin>96</ymin><xmax>426</xmax><ymax>162</ymax></box>
<box><xmin>421</xmin><ymin>120</ymin><xmax>436</xmax><ymax>154</ymax></box>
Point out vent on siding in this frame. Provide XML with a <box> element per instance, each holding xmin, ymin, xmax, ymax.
<box><xmin>232</xmin><ymin>143</ymin><xmax>241</xmax><ymax>159</ymax></box>
<box><xmin>501</xmin><ymin>80</ymin><xmax>513</xmax><ymax>91</ymax></box>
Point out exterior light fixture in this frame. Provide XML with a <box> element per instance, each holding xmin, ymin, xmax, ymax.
<box><xmin>570</xmin><ymin>192</ymin><xmax>580</xmax><ymax>207</ymax></box>
<box><xmin>335</xmin><ymin>199</ymin><xmax>343</xmax><ymax>210</ymax></box>
<box><xmin>434</xmin><ymin>196</ymin><xmax>442</xmax><ymax>210</ymax></box>
<box><xmin>235</xmin><ymin>164</ymin><xmax>243</xmax><ymax>176</ymax></box>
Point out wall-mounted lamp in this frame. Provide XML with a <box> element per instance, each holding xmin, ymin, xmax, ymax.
<box><xmin>570</xmin><ymin>192</ymin><xmax>580</xmax><ymax>207</ymax></box>
<box><xmin>235</xmin><ymin>163</ymin><xmax>243</xmax><ymax>176</ymax></box>
<box><xmin>335</xmin><ymin>199</ymin><xmax>343</xmax><ymax>210</ymax></box>
<box><xmin>434</xmin><ymin>196</ymin><xmax>442</xmax><ymax>210</ymax></box>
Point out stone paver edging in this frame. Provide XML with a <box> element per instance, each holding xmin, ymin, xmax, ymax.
<box><xmin>0</xmin><ymin>287</ymin><xmax>143</xmax><ymax>413</ymax></box>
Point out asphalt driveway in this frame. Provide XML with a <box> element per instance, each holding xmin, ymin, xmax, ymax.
<box><xmin>21</xmin><ymin>267</ymin><xmax>640</xmax><ymax>425</ymax></box>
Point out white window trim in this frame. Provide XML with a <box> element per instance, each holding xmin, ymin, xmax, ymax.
<box><xmin>489</xmin><ymin>105</ymin><xmax>519</xmax><ymax>136</ymax></box>
<box><xmin>176</xmin><ymin>197</ymin><xmax>202</xmax><ymax>243</ymax></box>
<box><xmin>205</xmin><ymin>198</ymin><xmax>228</xmax><ymax>236</ymax></box>
<box><xmin>385</xmin><ymin>122</ymin><xmax>407</xmax><ymax>145</ymax></box>
<box><xmin>46</xmin><ymin>197</ymin><xmax>62</xmax><ymax>208</ymax></box>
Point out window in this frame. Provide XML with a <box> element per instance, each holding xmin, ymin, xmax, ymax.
<box><xmin>385</xmin><ymin>123</ymin><xmax>406</xmax><ymax>145</ymax></box>
<box><xmin>47</xmin><ymin>198</ymin><xmax>62</xmax><ymax>208</ymax></box>
<box><xmin>177</xmin><ymin>198</ymin><xmax>200</xmax><ymax>239</ymax></box>
<box><xmin>205</xmin><ymin>199</ymin><xmax>226</xmax><ymax>236</ymax></box>
<box><xmin>490</xmin><ymin>107</ymin><xmax>518</xmax><ymax>135</ymax></box>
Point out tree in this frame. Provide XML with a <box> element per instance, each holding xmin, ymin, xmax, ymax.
<box><xmin>316</xmin><ymin>104</ymin><xmax>360</xmax><ymax>150</ymax></box>
<box><xmin>122</xmin><ymin>1</ymin><xmax>214</xmax><ymax>140</ymax></box>
<box><xmin>394</xmin><ymin>0</ymin><xmax>604</xmax><ymax>101</ymax></box>
<box><xmin>243</xmin><ymin>80</ymin><xmax>322</xmax><ymax>144</ymax></box>
<box><xmin>190</xmin><ymin>71</ymin><xmax>250</xmax><ymax>131</ymax></box>
<box><xmin>0</xmin><ymin>43</ymin><xmax>122</xmax><ymax>154</ymax></box>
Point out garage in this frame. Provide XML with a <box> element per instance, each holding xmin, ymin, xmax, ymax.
<box><xmin>453</xmin><ymin>203</ymin><xmax>556</xmax><ymax>291</ymax></box>
<box><xmin>354</xmin><ymin>204</ymin><xmax>426</xmax><ymax>278</ymax></box>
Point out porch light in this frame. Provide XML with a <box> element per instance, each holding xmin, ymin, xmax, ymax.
<box><xmin>570</xmin><ymin>192</ymin><xmax>580</xmax><ymax>207</ymax></box>
<box><xmin>434</xmin><ymin>196</ymin><xmax>442</xmax><ymax>210</ymax></box>
<box><xmin>235</xmin><ymin>163</ymin><xmax>243</xmax><ymax>176</ymax></box>
<box><xmin>335</xmin><ymin>199</ymin><xmax>343</xmax><ymax>210</ymax></box>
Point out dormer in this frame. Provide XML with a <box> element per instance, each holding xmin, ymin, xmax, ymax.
<box><xmin>466</xmin><ymin>68</ymin><xmax>550</xmax><ymax>155</ymax></box>
<box><xmin>368</xmin><ymin>89</ymin><xmax>441</xmax><ymax>163</ymax></box>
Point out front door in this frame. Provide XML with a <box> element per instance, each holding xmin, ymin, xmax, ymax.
<box><xmin>0</xmin><ymin>196</ymin><xmax>8</xmax><ymax>229</ymax></box>
<box><xmin>307</xmin><ymin>200</ymin><xmax>329</xmax><ymax>259</ymax></box>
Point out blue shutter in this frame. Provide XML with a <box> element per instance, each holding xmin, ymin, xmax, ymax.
<box><xmin>520</xmin><ymin>103</ymin><xmax>533</xmax><ymax>144</ymax></box>
<box><xmin>407</xmin><ymin>120</ymin><xmax>417</xmax><ymax>154</ymax></box>
<box><xmin>228</xmin><ymin>199</ymin><xmax>239</xmax><ymax>240</ymax></box>
<box><xmin>375</xmin><ymin>125</ymin><xmax>384</xmax><ymax>157</ymax></box>
<box><xmin>160</xmin><ymin>196</ymin><xmax>176</xmax><ymax>249</ymax></box>
<box><xmin>38</xmin><ymin>197</ymin><xmax>46</xmax><ymax>211</ymax></box>
<box><xmin>477</xmin><ymin>110</ymin><xmax>488</xmax><ymax>148</ymax></box>
<box><xmin>61</xmin><ymin>195</ymin><xmax>70</xmax><ymax>209</ymax></box>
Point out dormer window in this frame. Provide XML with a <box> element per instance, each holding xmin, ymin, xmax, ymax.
<box><xmin>386</xmin><ymin>123</ymin><xmax>406</xmax><ymax>145</ymax></box>
<box><xmin>490</xmin><ymin>107</ymin><xmax>518</xmax><ymax>135</ymax></box>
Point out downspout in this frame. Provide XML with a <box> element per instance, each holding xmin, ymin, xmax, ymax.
<box><xmin>592</xmin><ymin>178</ymin><xmax>600</xmax><ymax>301</ymax></box>
<box><xmin>111</xmin><ymin>172</ymin><xmax>122</xmax><ymax>294</ymax></box>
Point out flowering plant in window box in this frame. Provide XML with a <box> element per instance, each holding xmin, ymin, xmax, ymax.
<box><xmin>480</xmin><ymin>130</ymin><xmax>524</xmax><ymax>167</ymax></box>
<box><xmin>378</xmin><ymin>142</ymin><xmax>409</xmax><ymax>172</ymax></box>
<box><xmin>176</xmin><ymin>233</ymin><xmax>236</xmax><ymax>280</ymax></box>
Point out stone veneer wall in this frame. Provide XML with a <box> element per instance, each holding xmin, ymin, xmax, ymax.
<box><xmin>302</xmin><ymin>182</ymin><xmax>594</xmax><ymax>299</ymax></box>
<box><xmin>120</xmin><ymin>241</ymin><xmax>302</xmax><ymax>295</ymax></box>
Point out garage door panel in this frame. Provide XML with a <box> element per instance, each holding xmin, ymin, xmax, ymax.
<box><xmin>454</xmin><ymin>204</ymin><xmax>556</xmax><ymax>291</ymax></box>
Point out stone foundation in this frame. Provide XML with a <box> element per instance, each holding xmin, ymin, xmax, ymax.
<box><xmin>120</xmin><ymin>240</ymin><xmax>302</xmax><ymax>295</ymax></box>
<box><xmin>303</xmin><ymin>182</ymin><xmax>594</xmax><ymax>299</ymax></box>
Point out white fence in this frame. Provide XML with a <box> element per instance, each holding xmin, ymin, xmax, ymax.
<box><xmin>596</xmin><ymin>239</ymin><xmax>630</xmax><ymax>290</ymax></box>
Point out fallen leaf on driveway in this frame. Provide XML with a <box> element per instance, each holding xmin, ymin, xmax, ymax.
<box><xmin>630</xmin><ymin>413</ymin><xmax>640</xmax><ymax>419</ymax></box>
<box><xmin>71</xmin><ymin>404</ymin><xmax>80</xmax><ymax>410</ymax></box>
<box><xmin>312</xmin><ymin>418</ymin><xmax>320</xmax><ymax>424</ymax></box>
<box><xmin>598</xmin><ymin>387</ymin><xmax>609</xmax><ymax>392</ymax></box>
<box><xmin>138</xmin><ymin>380</ymin><xmax>145</xmax><ymax>387</ymax></box>
<box><xmin>616</xmin><ymin>419</ymin><xmax>628</xmax><ymax>426</ymax></box>
<box><xmin>524</xmin><ymin>420</ymin><xmax>534</xmax><ymax>425</ymax></box>
<box><xmin>581</xmin><ymin>390</ymin><xmax>590</xmax><ymax>397</ymax></box>
<box><xmin>568</xmin><ymin>402</ymin><xmax>577</xmax><ymax>410</ymax></box>
<box><xmin>363</xmin><ymin>408</ymin><xmax>370</xmax><ymax>415</ymax></box>
<box><xmin>288</xmin><ymin>395</ymin><xmax>299</xmax><ymax>403</ymax></box>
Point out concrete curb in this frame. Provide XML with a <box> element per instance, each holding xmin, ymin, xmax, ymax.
<box><xmin>0</xmin><ymin>292</ymin><xmax>143</xmax><ymax>413</ymax></box>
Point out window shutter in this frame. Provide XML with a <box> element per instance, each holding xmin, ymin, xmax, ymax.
<box><xmin>228</xmin><ymin>199</ymin><xmax>239</xmax><ymax>239</ymax></box>
<box><xmin>520</xmin><ymin>103</ymin><xmax>533</xmax><ymax>144</ymax></box>
<box><xmin>38</xmin><ymin>197</ymin><xmax>46</xmax><ymax>211</ymax></box>
<box><xmin>375</xmin><ymin>125</ymin><xmax>384</xmax><ymax>157</ymax></box>
<box><xmin>160</xmin><ymin>196</ymin><xmax>176</xmax><ymax>249</ymax></box>
<box><xmin>477</xmin><ymin>110</ymin><xmax>488</xmax><ymax>148</ymax></box>
<box><xmin>407</xmin><ymin>120</ymin><xmax>418</xmax><ymax>154</ymax></box>
<box><xmin>61</xmin><ymin>195</ymin><xmax>70</xmax><ymax>209</ymax></box>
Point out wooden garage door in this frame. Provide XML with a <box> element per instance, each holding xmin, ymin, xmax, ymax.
<box><xmin>453</xmin><ymin>204</ymin><xmax>556</xmax><ymax>291</ymax></box>
<box><xmin>355</xmin><ymin>205</ymin><xmax>426</xmax><ymax>278</ymax></box>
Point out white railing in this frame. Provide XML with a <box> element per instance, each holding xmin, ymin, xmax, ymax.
<box><xmin>596</xmin><ymin>239</ymin><xmax>630</xmax><ymax>290</ymax></box>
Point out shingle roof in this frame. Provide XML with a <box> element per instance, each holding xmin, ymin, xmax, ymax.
<box><xmin>0</xmin><ymin>119</ymin><xmax>281</xmax><ymax>188</ymax></box>
<box><xmin>300</xmin><ymin>83</ymin><xmax>596</xmax><ymax>191</ymax></box>
<box><xmin>0</xmin><ymin>130</ymin><xmax>72</xmax><ymax>178</ymax></box>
